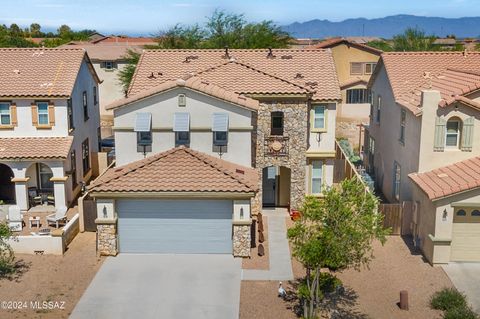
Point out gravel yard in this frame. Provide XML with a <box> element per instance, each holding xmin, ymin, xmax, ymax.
<box><xmin>240</xmin><ymin>217</ymin><xmax>453</xmax><ymax>319</ymax></box>
<box><xmin>242</xmin><ymin>216</ymin><xmax>269</xmax><ymax>270</ymax></box>
<box><xmin>0</xmin><ymin>232</ymin><xmax>104</xmax><ymax>319</ymax></box>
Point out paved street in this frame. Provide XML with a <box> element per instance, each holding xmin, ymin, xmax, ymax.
<box><xmin>443</xmin><ymin>263</ymin><xmax>480</xmax><ymax>313</ymax></box>
<box><xmin>70</xmin><ymin>254</ymin><xmax>242</xmax><ymax>319</ymax></box>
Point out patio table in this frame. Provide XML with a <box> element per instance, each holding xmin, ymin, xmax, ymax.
<box><xmin>29</xmin><ymin>216</ymin><xmax>40</xmax><ymax>228</ymax></box>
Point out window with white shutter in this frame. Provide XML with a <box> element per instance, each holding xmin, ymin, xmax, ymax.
<box><xmin>461</xmin><ymin>116</ymin><xmax>474</xmax><ymax>152</ymax></box>
<box><xmin>212</xmin><ymin>113</ymin><xmax>228</xmax><ymax>146</ymax></box>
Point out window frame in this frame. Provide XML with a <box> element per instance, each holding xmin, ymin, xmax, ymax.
<box><xmin>175</xmin><ymin>131</ymin><xmax>190</xmax><ymax>147</ymax></box>
<box><xmin>399</xmin><ymin>109</ymin><xmax>406</xmax><ymax>144</ymax></box>
<box><xmin>376</xmin><ymin>95</ymin><xmax>382</xmax><ymax>124</ymax></box>
<box><xmin>37</xmin><ymin>163</ymin><xmax>53</xmax><ymax>191</ymax></box>
<box><xmin>82</xmin><ymin>138</ymin><xmax>90</xmax><ymax>176</ymax></box>
<box><xmin>364</xmin><ymin>62</ymin><xmax>377</xmax><ymax>75</ymax></box>
<box><xmin>82</xmin><ymin>91</ymin><xmax>89</xmax><ymax>121</ymax></box>
<box><xmin>393</xmin><ymin>162</ymin><xmax>401</xmax><ymax>201</ymax></box>
<box><xmin>311</xmin><ymin>105</ymin><xmax>326</xmax><ymax>132</ymax></box>
<box><xmin>270</xmin><ymin>111</ymin><xmax>284</xmax><ymax>136</ymax></box>
<box><xmin>310</xmin><ymin>160</ymin><xmax>324</xmax><ymax>195</ymax></box>
<box><xmin>104</xmin><ymin>61</ymin><xmax>114</xmax><ymax>70</ymax></box>
<box><xmin>93</xmin><ymin>86</ymin><xmax>98</xmax><ymax>106</ymax></box>
<box><xmin>346</xmin><ymin>88</ymin><xmax>372</xmax><ymax>104</ymax></box>
<box><xmin>445</xmin><ymin>118</ymin><xmax>461</xmax><ymax>149</ymax></box>
<box><xmin>70</xmin><ymin>149</ymin><xmax>77</xmax><ymax>189</ymax></box>
<box><xmin>350</xmin><ymin>62</ymin><xmax>363</xmax><ymax>75</ymax></box>
<box><xmin>36</xmin><ymin>101</ymin><xmax>50</xmax><ymax>126</ymax></box>
<box><xmin>213</xmin><ymin>131</ymin><xmax>228</xmax><ymax>146</ymax></box>
<box><xmin>137</xmin><ymin>131</ymin><xmax>152</xmax><ymax>146</ymax></box>
<box><xmin>67</xmin><ymin>98</ymin><xmax>74</xmax><ymax>131</ymax></box>
<box><xmin>0</xmin><ymin>102</ymin><xmax>11</xmax><ymax>125</ymax></box>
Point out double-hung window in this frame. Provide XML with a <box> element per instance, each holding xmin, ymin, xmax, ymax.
<box><xmin>312</xmin><ymin>105</ymin><xmax>326</xmax><ymax>131</ymax></box>
<box><xmin>0</xmin><ymin>103</ymin><xmax>11</xmax><ymax>125</ymax></box>
<box><xmin>311</xmin><ymin>161</ymin><xmax>323</xmax><ymax>194</ymax></box>
<box><xmin>350</xmin><ymin>62</ymin><xmax>363</xmax><ymax>75</ymax></box>
<box><xmin>134</xmin><ymin>112</ymin><xmax>153</xmax><ymax>151</ymax></box>
<box><xmin>399</xmin><ymin>109</ymin><xmax>406</xmax><ymax>144</ymax></box>
<box><xmin>70</xmin><ymin>150</ymin><xmax>77</xmax><ymax>188</ymax></box>
<box><xmin>212</xmin><ymin>113</ymin><xmax>228</xmax><ymax>146</ymax></box>
<box><xmin>67</xmin><ymin>98</ymin><xmax>74</xmax><ymax>131</ymax></box>
<box><xmin>364</xmin><ymin>62</ymin><xmax>377</xmax><ymax>75</ymax></box>
<box><xmin>393</xmin><ymin>162</ymin><xmax>401</xmax><ymax>201</ymax></box>
<box><xmin>346</xmin><ymin>89</ymin><xmax>372</xmax><ymax>104</ymax></box>
<box><xmin>93</xmin><ymin>86</ymin><xmax>98</xmax><ymax>106</ymax></box>
<box><xmin>446</xmin><ymin>118</ymin><xmax>461</xmax><ymax>148</ymax></box>
<box><xmin>83</xmin><ymin>91</ymin><xmax>89</xmax><ymax>121</ymax></box>
<box><xmin>271</xmin><ymin>111</ymin><xmax>284</xmax><ymax>135</ymax></box>
<box><xmin>37</xmin><ymin>102</ymin><xmax>49</xmax><ymax>125</ymax></box>
<box><xmin>174</xmin><ymin>112</ymin><xmax>190</xmax><ymax>146</ymax></box>
<box><xmin>82</xmin><ymin>139</ymin><xmax>90</xmax><ymax>175</ymax></box>
<box><xmin>376</xmin><ymin>95</ymin><xmax>382</xmax><ymax>124</ymax></box>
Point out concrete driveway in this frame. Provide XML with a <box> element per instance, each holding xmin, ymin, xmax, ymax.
<box><xmin>443</xmin><ymin>263</ymin><xmax>480</xmax><ymax>313</ymax></box>
<box><xmin>70</xmin><ymin>254</ymin><xmax>241</xmax><ymax>319</ymax></box>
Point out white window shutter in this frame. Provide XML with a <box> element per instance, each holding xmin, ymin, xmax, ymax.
<box><xmin>433</xmin><ymin>116</ymin><xmax>446</xmax><ymax>152</ymax></box>
<box><xmin>134</xmin><ymin>113</ymin><xmax>152</xmax><ymax>132</ymax></box>
<box><xmin>212</xmin><ymin>113</ymin><xmax>228</xmax><ymax>132</ymax></box>
<box><xmin>461</xmin><ymin>116</ymin><xmax>474</xmax><ymax>152</ymax></box>
<box><xmin>173</xmin><ymin>112</ymin><xmax>190</xmax><ymax>132</ymax></box>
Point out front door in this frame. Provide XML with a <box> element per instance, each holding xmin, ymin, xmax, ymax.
<box><xmin>262</xmin><ymin>166</ymin><xmax>276</xmax><ymax>207</ymax></box>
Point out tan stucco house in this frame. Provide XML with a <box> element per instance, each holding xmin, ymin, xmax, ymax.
<box><xmin>88</xmin><ymin>48</ymin><xmax>341</xmax><ymax>257</ymax></box>
<box><xmin>366</xmin><ymin>51</ymin><xmax>480</xmax><ymax>263</ymax></box>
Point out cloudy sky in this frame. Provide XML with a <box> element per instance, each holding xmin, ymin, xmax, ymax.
<box><xmin>1</xmin><ymin>0</ymin><xmax>478</xmax><ymax>35</ymax></box>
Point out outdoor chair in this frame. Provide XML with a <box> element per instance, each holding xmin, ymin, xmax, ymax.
<box><xmin>47</xmin><ymin>195</ymin><xmax>55</xmax><ymax>206</ymax></box>
<box><xmin>7</xmin><ymin>205</ymin><xmax>23</xmax><ymax>231</ymax></box>
<box><xmin>46</xmin><ymin>206</ymin><xmax>68</xmax><ymax>228</ymax></box>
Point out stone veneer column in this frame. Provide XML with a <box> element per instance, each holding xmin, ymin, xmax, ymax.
<box><xmin>96</xmin><ymin>219</ymin><xmax>118</xmax><ymax>256</ymax></box>
<box><xmin>255</xmin><ymin>101</ymin><xmax>308</xmax><ymax>210</ymax></box>
<box><xmin>233</xmin><ymin>221</ymin><xmax>251</xmax><ymax>257</ymax></box>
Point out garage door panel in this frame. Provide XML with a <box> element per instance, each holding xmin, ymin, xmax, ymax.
<box><xmin>451</xmin><ymin>223</ymin><xmax>480</xmax><ymax>262</ymax></box>
<box><xmin>117</xmin><ymin>199</ymin><xmax>233</xmax><ymax>254</ymax></box>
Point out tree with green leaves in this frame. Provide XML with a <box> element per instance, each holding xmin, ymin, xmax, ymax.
<box><xmin>0</xmin><ymin>222</ymin><xmax>15</xmax><ymax>276</ymax></box>
<box><xmin>392</xmin><ymin>27</ymin><xmax>437</xmax><ymax>51</ymax></box>
<box><xmin>366</xmin><ymin>40</ymin><xmax>393</xmax><ymax>52</ymax></box>
<box><xmin>29</xmin><ymin>23</ymin><xmax>42</xmax><ymax>37</ymax></box>
<box><xmin>117</xmin><ymin>49</ymin><xmax>141</xmax><ymax>94</ymax></box>
<box><xmin>288</xmin><ymin>178</ymin><xmax>389</xmax><ymax>318</ymax></box>
<box><xmin>57</xmin><ymin>24</ymin><xmax>72</xmax><ymax>39</ymax></box>
<box><xmin>155</xmin><ymin>24</ymin><xmax>206</xmax><ymax>49</ymax></box>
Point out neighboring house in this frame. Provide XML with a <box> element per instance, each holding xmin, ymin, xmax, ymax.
<box><xmin>59</xmin><ymin>42</ymin><xmax>144</xmax><ymax>137</ymax></box>
<box><xmin>288</xmin><ymin>38</ymin><xmax>321</xmax><ymax>49</ymax></box>
<box><xmin>88</xmin><ymin>48</ymin><xmax>340</xmax><ymax>257</ymax></box>
<box><xmin>0</xmin><ymin>48</ymin><xmax>102</xmax><ymax>211</ymax></box>
<box><xmin>366</xmin><ymin>51</ymin><xmax>480</xmax><ymax>263</ymax></box>
<box><xmin>90</xmin><ymin>36</ymin><xmax>157</xmax><ymax>46</ymax></box>
<box><xmin>312</xmin><ymin>38</ymin><xmax>382</xmax><ymax>147</ymax></box>
<box><xmin>433</xmin><ymin>38</ymin><xmax>458</xmax><ymax>50</ymax></box>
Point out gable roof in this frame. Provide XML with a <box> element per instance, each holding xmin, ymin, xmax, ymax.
<box><xmin>128</xmin><ymin>49</ymin><xmax>341</xmax><ymax>101</ymax></box>
<box><xmin>311</xmin><ymin>37</ymin><xmax>383</xmax><ymax>55</ymax></box>
<box><xmin>106</xmin><ymin>76</ymin><xmax>260</xmax><ymax>111</ymax></box>
<box><xmin>0</xmin><ymin>137</ymin><xmax>73</xmax><ymax>160</ymax></box>
<box><xmin>409</xmin><ymin>157</ymin><xmax>480</xmax><ymax>200</ymax></box>
<box><xmin>59</xmin><ymin>43</ymin><xmax>143</xmax><ymax>61</ymax></box>
<box><xmin>372</xmin><ymin>51</ymin><xmax>480</xmax><ymax>114</ymax></box>
<box><xmin>88</xmin><ymin>146</ymin><xmax>258</xmax><ymax>195</ymax></box>
<box><xmin>0</xmin><ymin>48</ymin><xmax>100</xmax><ymax>98</ymax></box>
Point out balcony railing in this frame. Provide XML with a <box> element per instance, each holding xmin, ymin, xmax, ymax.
<box><xmin>264</xmin><ymin>136</ymin><xmax>289</xmax><ymax>157</ymax></box>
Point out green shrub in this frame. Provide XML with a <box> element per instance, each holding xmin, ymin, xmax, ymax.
<box><xmin>430</xmin><ymin>288</ymin><xmax>467</xmax><ymax>311</ymax></box>
<box><xmin>443</xmin><ymin>306</ymin><xmax>478</xmax><ymax>319</ymax></box>
<box><xmin>0</xmin><ymin>223</ymin><xmax>15</xmax><ymax>277</ymax></box>
<box><xmin>318</xmin><ymin>272</ymin><xmax>342</xmax><ymax>293</ymax></box>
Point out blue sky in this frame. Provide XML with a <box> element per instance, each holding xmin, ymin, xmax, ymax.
<box><xmin>1</xmin><ymin>0</ymin><xmax>479</xmax><ymax>35</ymax></box>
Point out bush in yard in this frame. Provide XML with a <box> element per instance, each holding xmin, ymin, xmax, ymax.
<box><xmin>430</xmin><ymin>288</ymin><xmax>467</xmax><ymax>311</ymax></box>
<box><xmin>443</xmin><ymin>306</ymin><xmax>478</xmax><ymax>319</ymax></box>
<box><xmin>0</xmin><ymin>222</ymin><xmax>15</xmax><ymax>276</ymax></box>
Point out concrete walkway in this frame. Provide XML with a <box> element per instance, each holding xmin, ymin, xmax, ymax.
<box><xmin>442</xmin><ymin>263</ymin><xmax>480</xmax><ymax>313</ymax></box>
<box><xmin>242</xmin><ymin>208</ymin><xmax>294</xmax><ymax>281</ymax></box>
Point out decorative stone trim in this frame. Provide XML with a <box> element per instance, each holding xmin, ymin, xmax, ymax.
<box><xmin>97</xmin><ymin>219</ymin><xmax>118</xmax><ymax>256</ymax></box>
<box><xmin>233</xmin><ymin>224</ymin><xmax>251</xmax><ymax>257</ymax></box>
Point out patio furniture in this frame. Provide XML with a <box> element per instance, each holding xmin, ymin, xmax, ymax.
<box><xmin>29</xmin><ymin>216</ymin><xmax>40</xmax><ymax>228</ymax></box>
<box><xmin>33</xmin><ymin>196</ymin><xmax>43</xmax><ymax>206</ymax></box>
<box><xmin>7</xmin><ymin>205</ymin><xmax>23</xmax><ymax>232</ymax></box>
<box><xmin>47</xmin><ymin>195</ymin><xmax>55</xmax><ymax>206</ymax></box>
<box><xmin>46</xmin><ymin>206</ymin><xmax>68</xmax><ymax>228</ymax></box>
<box><xmin>38</xmin><ymin>228</ymin><xmax>51</xmax><ymax>236</ymax></box>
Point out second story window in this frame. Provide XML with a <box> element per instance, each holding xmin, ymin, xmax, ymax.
<box><xmin>350</xmin><ymin>62</ymin><xmax>363</xmax><ymax>75</ymax></box>
<box><xmin>82</xmin><ymin>138</ymin><xmax>90</xmax><ymax>175</ymax></box>
<box><xmin>364</xmin><ymin>62</ymin><xmax>377</xmax><ymax>75</ymax></box>
<box><xmin>399</xmin><ymin>109</ymin><xmax>406</xmax><ymax>144</ymax></box>
<box><xmin>393</xmin><ymin>162</ymin><xmax>401</xmax><ymax>201</ymax></box>
<box><xmin>37</xmin><ymin>102</ymin><xmax>49</xmax><ymax>125</ymax></box>
<box><xmin>134</xmin><ymin>113</ymin><xmax>152</xmax><ymax>153</ymax></box>
<box><xmin>104</xmin><ymin>61</ymin><xmax>115</xmax><ymax>70</ymax></box>
<box><xmin>70</xmin><ymin>150</ymin><xmax>77</xmax><ymax>188</ymax></box>
<box><xmin>93</xmin><ymin>86</ymin><xmax>98</xmax><ymax>106</ymax></box>
<box><xmin>376</xmin><ymin>96</ymin><xmax>382</xmax><ymax>124</ymax></box>
<box><xmin>446</xmin><ymin>117</ymin><xmax>461</xmax><ymax>148</ymax></box>
<box><xmin>0</xmin><ymin>102</ymin><xmax>11</xmax><ymax>125</ymax></box>
<box><xmin>311</xmin><ymin>105</ymin><xmax>326</xmax><ymax>131</ymax></box>
<box><xmin>83</xmin><ymin>91</ymin><xmax>89</xmax><ymax>121</ymax></box>
<box><xmin>212</xmin><ymin>113</ymin><xmax>229</xmax><ymax>146</ymax></box>
<box><xmin>346</xmin><ymin>89</ymin><xmax>372</xmax><ymax>104</ymax></box>
<box><xmin>67</xmin><ymin>98</ymin><xmax>74</xmax><ymax>131</ymax></box>
<box><xmin>271</xmin><ymin>111</ymin><xmax>284</xmax><ymax>136</ymax></box>
<box><xmin>174</xmin><ymin>112</ymin><xmax>190</xmax><ymax>147</ymax></box>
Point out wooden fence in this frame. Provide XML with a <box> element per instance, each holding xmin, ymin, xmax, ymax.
<box><xmin>379</xmin><ymin>203</ymin><xmax>403</xmax><ymax>235</ymax></box>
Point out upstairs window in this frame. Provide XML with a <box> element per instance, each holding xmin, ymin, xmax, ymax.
<box><xmin>271</xmin><ymin>111</ymin><xmax>284</xmax><ymax>136</ymax></box>
<box><xmin>93</xmin><ymin>86</ymin><xmax>98</xmax><ymax>106</ymax></box>
<box><xmin>350</xmin><ymin>62</ymin><xmax>363</xmax><ymax>75</ymax></box>
<box><xmin>83</xmin><ymin>91</ymin><xmax>89</xmax><ymax>121</ymax></box>
<box><xmin>104</xmin><ymin>61</ymin><xmax>115</xmax><ymax>70</ymax></box>
<box><xmin>393</xmin><ymin>162</ymin><xmax>401</xmax><ymax>201</ymax></box>
<box><xmin>399</xmin><ymin>109</ymin><xmax>406</xmax><ymax>144</ymax></box>
<box><xmin>82</xmin><ymin>138</ymin><xmax>90</xmax><ymax>175</ymax></box>
<box><xmin>174</xmin><ymin>112</ymin><xmax>190</xmax><ymax>147</ymax></box>
<box><xmin>67</xmin><ymin>98</ymin><xmax>74</xmax><ymax>131</ymax></box>
<box><xmin>134</xmin><ymin>112</ymin><xmax>152</xmax><ymax>153</ymax></box>
<box><xmin>0</xmin><ymin>103</ymin><xmax>11</xmax><ymax>125</ymax></box>
<box><xmin>311</xmin><ymin>105</ymin><xmax>326</xmax><ymax>131</ymax></box>
<box><xmin>346</xmin><ymin>89</ymin><xmax>372</xmax><ymax>104</ymax></box>
<box><xmin>70</xmin><ymin>150</ymin><xmax>77</xmax><ymax>188</ymax></box>
<box><xmin>446</xmin><ymin>118</ymin><xmax>461</xmax><ymax>148</ymax></box>
<box><xmin>365</xmin><ymin>62</ymin><xmax>377</xmax><ymax>75</ymax></box>
<box><xmin>376</xmin><ymin>95</ymin><xmax>382</xmax><ymax>124</ymax></box>
<box><xmin>212</xmin><ymin>113</ymin><xmax>228</xmax><ymax>146</ymax></box>
<box><xmin>37</xmin><ymin>102</ymin><xmax>49</xmax><ymax>125</ymax></box>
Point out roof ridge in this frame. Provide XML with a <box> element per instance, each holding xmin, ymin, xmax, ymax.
<box><xmin>142</xmin><ymin>48</ymin><xmax>331</xmax><ymax>53</ymax></box>
<box><xmin>127</xmin><ymin>48</ymin><xmax>147</xmax><ymax>96</ymax></box>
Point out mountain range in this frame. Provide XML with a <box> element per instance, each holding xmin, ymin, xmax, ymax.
<box><xmin>282</xmin><ymin>15</ymin><xmax>480</xmax><ymax>39</ymax></box>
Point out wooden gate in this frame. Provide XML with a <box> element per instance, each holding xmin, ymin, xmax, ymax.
<box><xmin>82</xmin><ymin>198</ymin><xmax>97</xmax><ymax>232</ymax></box>
<box><xmin>380</xmin><ymin>203</ymin><xmax>402</xmax><ymax>235</ymax></box>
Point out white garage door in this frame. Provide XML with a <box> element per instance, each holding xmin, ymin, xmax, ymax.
<box><xmin>451</xmin><ymin>209</ymin><xmax>480</xmax><ymax>262</ymax></box>
<box><xmin>117</xmin><ymin>199</ymin><xmax>233</xmax><ymax>254</ymax></box>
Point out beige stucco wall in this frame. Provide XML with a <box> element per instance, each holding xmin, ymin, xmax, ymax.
<box><xmin>330</xmin><ymin>44</ymin><xmax>380</xmax><ymax>86</ymax></box>
<box><xmin>113</xmin><ymin>87</ymin><xmax>254</xmax><ymax>167</ymax></box>
<box><xmin>92</xmin><ymin>61</ymin><xmax>128</xmax><ymax>116</ymax></box>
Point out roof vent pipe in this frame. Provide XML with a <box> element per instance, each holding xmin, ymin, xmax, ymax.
<box><xmin>267</xmin><ymin>47</ymin><xmax>274</xmax><ymax>59</ymax></box>
<box><xmin>224</xmin><ymin>46</ymin><xmax>230</xmax><ymax>59</ymax></box>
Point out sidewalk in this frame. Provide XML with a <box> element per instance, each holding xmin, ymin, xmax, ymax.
<box><xmin>241</xmin><ymin>208</ymin><xmax>294</xmax><ymax>281</ymax></box>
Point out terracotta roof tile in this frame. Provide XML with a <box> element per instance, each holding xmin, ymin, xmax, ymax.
<box><xmin>0</xmin><ymin>137</ymin><xmax>73</xmax><ymax>160</ymax></box>
<box><xmin>106</xmin><ymin>76</ymin><xmax>259</xmax><ymax>111</ymax></box>
<box><xmin>378</xmin><ymin>52</ymin><xmax>480</xmax><ymax>113</ymax></box>
<box><xmin>89</xmin><ymin>146</ymin><xmax>259</xmax><ymax>194</ymax></box>
<box><xmin>409</xmin><ymin>156</ymin><xmax>480</xmax><ymax>200</ymax></box>
<box><xmin>0</xmin><ymin>48</ymin><xmax>91</xmax><ymax>98</ymax></box>
<box><xmin>127</xmin><ymin>49</ymin><xmax>340</xmax><ymax>101</ymax></box>
<box><xmin>311</xmin><ymin>37</ymin><xmax>383</xmax><ymax>55</ymax></box>
<box><xmin>59</xmin><ymin>43</ymin><xmax>143</xmax><ymax>61</ymax></box>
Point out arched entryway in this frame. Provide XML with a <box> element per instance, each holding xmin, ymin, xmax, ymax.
<box><xmin>262</xmin><ymin>166</ymin><xmax>291</xmax><ymax>207</ymax></box>
<box><xmin>0</xmin><ymin>163</ymin><xmax>15</xmax><ymax>204</ymax></box>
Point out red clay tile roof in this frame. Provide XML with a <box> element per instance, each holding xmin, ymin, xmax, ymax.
<box><xmin>409</xmin><ymin>157</ymin><xmax>480</xmax><ymax>200</ymax></box>
<box><xmin>0</xmin><ymin>48</ymin><xmax>98</xmax><ymax>98</ymax></box>
<box><xmin>59</xmin><ymin>43</ymin><xmax>143</xmax><ymax>61</ymax></box>
<box><xmin>91</xmin><ymin>36</ymin><xmax>156</xmax><ymax>45</ymax></box>
<box><xmin>311</xmin><ymin>37</ymin><xmax>383</xmax><ymax>55</ymax></box>
<box><xmin>89</xmin><ymin>146</ymin><xmax>259</xmax><ymax>194</ymax></box>
<box><xmin>0</xmin><ymin>137</ymin><xmax>73</xmax><ymax>160</ymax></box>
<box><xmin>106</xmin><ymin>76</ymin><xmax>260</xmax><ymax>111</ymax></box>
<box><xmin>376</xmin><ymin>52</ymin><xmax>480</xmax><ymax>114</ymax></box>
<box><xmin>128</xmin><ymin>49</ymin><xmax>341</xmax><ymax>101</ymax></box>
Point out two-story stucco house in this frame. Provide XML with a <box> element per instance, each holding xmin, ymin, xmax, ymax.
<box><xmin>366</xmin><ymin>51</ymin><xmax>480</xmax><ymax>264</ymax></box>
<box><xmin>313</xmin><ymin>38</ymin><xmax>382</xmax><ymax>147</ymax></box>
<box><xmin>0</xmin><ymin>48</ymin><xmax>101</xmax><ymax>211</ymax></box>
<box><xmin>88</xmin><ymin>48</ymin><xmax>341</xmax><ymax>257</ymax></box>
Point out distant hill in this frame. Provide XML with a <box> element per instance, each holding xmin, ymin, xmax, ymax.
<box><xmin>282</xmin><ymin>15</ymin><xmax>480</xmax><ymax>39</ymax></box>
